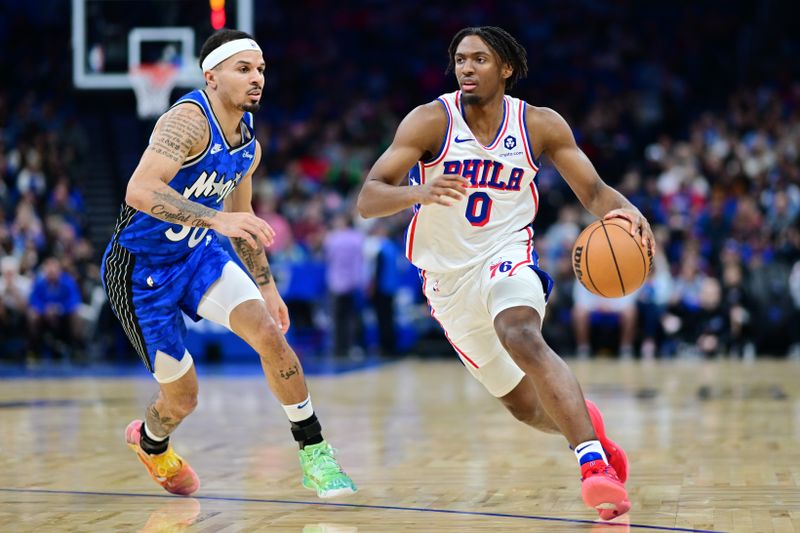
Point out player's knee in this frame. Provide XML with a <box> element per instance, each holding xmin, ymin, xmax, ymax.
<box><xmin>497</xmin><ymin>324</ymin><xmax>548</xmax><ymax>362</ymax></box>
<box><xmin>252</xmin><ymin>317</ymin><xmax>285</xmax><ymax>357</ymax></box>
<box><xmin>505</xmin><ymin>402</ymin><xmax>537</xmax><ymax>426</ymax></box>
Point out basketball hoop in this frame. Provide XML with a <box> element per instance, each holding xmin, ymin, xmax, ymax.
<box><xmin>129</xmin><ymin>63</ymin><xmax>179</xmax><ymax>119</ymax></box>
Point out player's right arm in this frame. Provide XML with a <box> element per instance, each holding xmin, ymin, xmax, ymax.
<box><xmin>125</xmin><ymin>104</ymin><xmax>273</xmax><ymax>249</ymax></box>
<box><xmin>357</xmin><ymin>102</ymin><xmax>469</xmax><ymax>219</ymax></box>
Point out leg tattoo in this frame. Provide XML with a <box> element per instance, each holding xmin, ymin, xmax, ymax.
<box><xmin>145</xmin><ymin>399</ymin><xmax>181</xmax><ymax>437</ymax></box>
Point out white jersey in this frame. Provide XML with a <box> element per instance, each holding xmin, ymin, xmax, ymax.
<box><xmin>405</xmin><ymin>90</ymin><xmax>540</xmax><ymax>273</ymax></box>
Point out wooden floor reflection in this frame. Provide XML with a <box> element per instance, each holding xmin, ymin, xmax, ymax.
<box><xmin>1</xmin><ymin>358</ymin><xmax>798</xmax><ymax>532</ymax></box>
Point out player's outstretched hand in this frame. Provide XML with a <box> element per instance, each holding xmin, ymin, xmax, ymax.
<box><xmin>418</xmin><ymin>175</ymin><xmax>470</xmax><ymax>207</ymax></box>
<box><xmin>214</xmin><ymin>212</ymin><xmax>276</xmax><ymax>248</ymax></box>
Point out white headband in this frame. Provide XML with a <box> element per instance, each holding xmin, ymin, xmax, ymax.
<box><xmin>201</xmin><ymin>38</ymin><xmax>262</xmax><ymax>72</ymax></box>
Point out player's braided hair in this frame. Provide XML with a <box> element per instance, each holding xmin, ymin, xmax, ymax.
<box><xmin>446</xmin><ymin>26</ymin><xmax>528</xmax><ymax>90</ymax></box>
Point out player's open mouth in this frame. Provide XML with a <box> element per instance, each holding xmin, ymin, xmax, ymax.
<box><xmin>461</xmin><ymin>81</ymin><xmax>477</xmax><ymax>92</ymax></box>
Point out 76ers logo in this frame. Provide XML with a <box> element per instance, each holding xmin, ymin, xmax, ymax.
<box><xmin>489</xmin><ymin>260</ymin><xmax>513</xmax><ymax>279</ymax></box>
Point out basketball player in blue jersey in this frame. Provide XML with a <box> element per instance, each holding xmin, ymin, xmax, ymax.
<box><xmin>101</xmin><ymin>29</ymin><xmax>355</xmax><ymax>498</ymax></box>
<box><xmin>359</xmin><ymin>27</ymin><xmax>655</xmax><ymax>520</ymax></box>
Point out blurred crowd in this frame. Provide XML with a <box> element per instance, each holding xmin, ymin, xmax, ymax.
<box><xmin>539</xmin><ymin>85</ymin><xmax>800</xmax><ymax>359</ymax></box>
<box><xmin>1</xmin><ymin>1</ymin><xmax>799</xmax><ymax>364</ymax></box>
<box><xmin>0</xmin><ymin>92</ymin><xmax>101</xmax><ymax>362</ymax></box>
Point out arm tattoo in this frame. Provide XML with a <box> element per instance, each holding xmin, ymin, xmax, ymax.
<box><xmin>253</xmin><ymin>265</ymin><xmax>272</xmax><ymax>287</ymax></box>
<box><xmin>232</xmin><ymin>237</ymin><xmax>273</xmax><ymax>286</ymax></box>
<box><xmin>146</xmin><ymin>106</ymin><xmax>208</xmax><ymax>163</ymax></box>
<box><xmin>150</xmin><ymin>189</ymin><xmax>218</xmax><ymax>227</ymax></box>
<box><xmin>145</xmin><ymin>402</ymin><xmax>181</xmax><ymax>436</ymax></box>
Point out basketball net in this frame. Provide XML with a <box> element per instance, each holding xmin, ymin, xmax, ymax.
<box><xmin>129</xmin><ymin>63</ymin><xmax>179</xmax><ymax>119</ymax></box>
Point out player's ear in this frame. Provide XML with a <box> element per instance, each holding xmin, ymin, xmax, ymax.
<box><xmin>501</xmin><ymin>63</ymin><xmax>513</xmax><ymax>81</ymax></box>
<box><xmin>204</xmin><ymin>69</ymin><xmax>218</xmax><ymax>90</ymax></box>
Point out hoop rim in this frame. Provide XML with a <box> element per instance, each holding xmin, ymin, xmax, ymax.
<box><xmin>128</xmin><ymin>62</ymin><xmax>180</xmax><ymax>118</ymax></box>
<box><xmin>128</xmin><ymin>62</ymin><xmax>180</xmax><ymax>87</ymax></box>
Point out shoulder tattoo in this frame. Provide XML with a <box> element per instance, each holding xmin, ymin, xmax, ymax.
<box><xmin>147</xmin><ymin>106</ymin><xmax>208</xmax><ymax>163</ymax></box>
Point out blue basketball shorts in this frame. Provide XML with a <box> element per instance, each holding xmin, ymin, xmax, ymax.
<box><xmin>101</xmin><ymin>237</ymin><xmax>233</xmax><ymax>373</ymax></box>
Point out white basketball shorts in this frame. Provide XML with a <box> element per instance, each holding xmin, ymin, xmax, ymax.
<box><xmin>421</xmin><ymin>240</ymin><xmax>549</xmax><ymax>397</ymax></box>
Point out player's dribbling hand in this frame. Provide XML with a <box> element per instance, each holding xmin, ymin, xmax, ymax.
<box><xmin>417</xmin><ymin>175</ymin><xmax>470</xmax><ymax>207</ymax></box>
<box><xmin>603</xmin><ymin>208</ymin><xmax>655</xmax><ymax>256</ymax></box>
<box><xmin>214</xmin><ymin>212</ymin><xmax>276</xmax><ymax>248</ymax></box>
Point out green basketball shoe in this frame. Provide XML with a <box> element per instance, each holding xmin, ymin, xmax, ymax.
<box><xmin>299</xmin><ymin>441</ymin><xmax>357</xmax><ymax>498</ymax></box>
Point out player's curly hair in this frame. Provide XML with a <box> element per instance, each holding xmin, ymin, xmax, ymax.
<box><xmin>446</xmin><ymin>26</ymin><xmax>528</xmax><ymax>90</ymax></box>
<box><xmin>199</xmin><ymin>28</ymin><xmax>254</xmax><ymax>69</ymax></box>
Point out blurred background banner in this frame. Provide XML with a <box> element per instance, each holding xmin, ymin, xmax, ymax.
<box><xmin>1</xmin><ymin>0</ymin><xmax>799</xmax><ymax>370</ymax></box>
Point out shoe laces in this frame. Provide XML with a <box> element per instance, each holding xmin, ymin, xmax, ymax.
<box><xmin>582</xmin><ymin>460</ymin><xmax>619</xmax><ymax>481</ymax></box>
<box><xmin>306</xmin><ymin>444</ymin><xmax>344</xmax><ymax>481</ymax></box>
<box><xmin>151</xmin><ymin>449</ymin><xmax>183</xmax><ymax>479</ymax></box>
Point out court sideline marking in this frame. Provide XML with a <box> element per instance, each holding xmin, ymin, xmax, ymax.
<box><xmin>0</xmin><ymin>487</ymin><xmax>726</xmax><ymax>533</ymax></box>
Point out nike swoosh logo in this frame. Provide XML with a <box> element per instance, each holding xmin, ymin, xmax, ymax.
<box><xmin>297</xmin><ymin>399</ymin><xmax>310</xmax><ymax>409</ymax></box>
<box><xmin>210</xmin><ymin>144</ymin><xmax>223</xmax><ymax>154</ymax></box>
<box><xmin>575</xmin><ymin>444</ymin><xmax>592</xmax><ymax>454</ymax></box>
<box><xmin>454</xmin><ymin>136</ymin><xmax>475</xmax><ymax>143</ymax></box>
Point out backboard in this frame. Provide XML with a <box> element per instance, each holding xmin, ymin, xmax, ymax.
<box><xmin>72</xmin><ymin>0</ymin><xmax>254</xmax><ymax>90</ymax></box>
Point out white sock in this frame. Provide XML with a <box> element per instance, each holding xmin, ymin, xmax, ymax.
<box><xmin>143</xmin><ymin>422</ymin><xmax>168</xmax><ymax>441</ymax></box>
<box><xmin>282</xmin><ymin>395</ymin><xmax>314</xmax><ymax>423</ymax></box>
<box><xmin>574</xmin><ymin>439</ymin><xmax>607</xmax><ymax>466</ymax></box>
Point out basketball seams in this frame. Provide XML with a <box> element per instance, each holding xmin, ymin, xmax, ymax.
<box><xmin>600</xmin><ymin>221</ymin><xmax>627</xmax><ymax>295</ymax></box>
<box><xmin>582</xmin><ymin>225</ymin><xmax>607</xmax><ymax>297</ymax></box>
<box><xmin>607</xmin><ymin>219</ymin><xmax>649</xmax><ymax>287</ymax></box>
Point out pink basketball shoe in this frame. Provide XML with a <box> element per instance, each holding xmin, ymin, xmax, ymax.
<box><xmin>125</xmin><ymin>420</ymin><xmax>199</xmax><ymax>496</ymax></box>
<box><xmin>581</xmin><ymin>459</ymin><xmax>631</xmax><ymax>520</ymax></box>
<box><xmin>585</xmin><ymin>400</ymin><xmax>629</xmax><ymax>483</ymax></box>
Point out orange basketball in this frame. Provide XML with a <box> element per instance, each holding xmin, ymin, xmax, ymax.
<box><xmin>572</xmin><ymin>219</ymin><xmax>652</xmax><ymax>298</ymax></box>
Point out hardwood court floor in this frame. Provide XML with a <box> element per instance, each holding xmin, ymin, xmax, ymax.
<box><xmin>1</xmin><ymin>358</ymin><xmax>798</xmax><ymax>532</ymax></box>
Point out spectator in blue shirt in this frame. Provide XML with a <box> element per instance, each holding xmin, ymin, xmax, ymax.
<box><xmin>368</xmin><ymin>223</ymin><xmax>401</xmax><ymax>357</ymax></box>
<box><xmin>28</xmin><ymin>256</ymin><xmax>82</xmax><ymax>359</ymax></box>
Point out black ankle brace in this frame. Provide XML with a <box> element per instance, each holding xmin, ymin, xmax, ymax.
<box><xmin>291</xmin><ymin>413</ymin><xmax>323</xmax><ymax>447</ymax></box>
<box><xmin>140</xmin><ymin>423</ymin><xmax>169</xmax><ymax>455</ymax></box>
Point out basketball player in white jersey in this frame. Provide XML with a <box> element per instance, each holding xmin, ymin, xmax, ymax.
<box><xmin>358</xmin><ymin>26</ymin><xmax>655</xmax><ymax>520</ymax></box>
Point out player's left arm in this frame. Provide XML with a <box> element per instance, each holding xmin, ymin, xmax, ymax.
<box><xmin>528</xmin><ymin>106</ymin><xmax>655</xmax><ymax>254</ymax></box>
<box><xmin>225</xmin><ymin>141</ymin><xmax>290</xmax><ymax>333</ymax></box>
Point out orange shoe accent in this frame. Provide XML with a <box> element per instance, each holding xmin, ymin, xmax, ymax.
<box><xmin>581</xmin><ymin>460</ymin><xmax>631</xmax><ymax>520</ymax></box>
<box><xmin>586</xmin><ymin>399</ymin><xmax>629</xmax><ymax>483</ymax></box>
<box><xmin>125</xmin><ymin>420</ymin><xmax>199</xmax><ymax>496</ymax></box>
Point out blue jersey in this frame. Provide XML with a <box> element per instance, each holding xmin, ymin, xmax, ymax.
<box><xmin>112</xmin><ymin>89</ymin><xmax>257</xmax><ymax>264</ymax></box>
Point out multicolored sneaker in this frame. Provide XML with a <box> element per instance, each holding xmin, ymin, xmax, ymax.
<box><xmin>299</xmin><ymin>441</ymin><xmax>357</xmax><ymax>498</ymax></box>
<box><xmin>125</xmin><ymin>420</ymin><xmax>200</xmax><ymax>496</ymax></box>
<box><xmin>581</xmin><ymin>460</ymin><xmax>631</xmax><ymax>520</ymax></box>
<box><xmin>586</xmin><ymin>400</ymin><xmax>629</xmax><ymax>483</ymax></box>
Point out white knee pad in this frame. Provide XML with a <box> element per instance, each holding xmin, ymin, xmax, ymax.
<box><xmin>464</xmin><ymin>352</ymin><xmax>525</xmax><ymax>397</ymax></box>
<box><xmin>154</xmin><ymin>349</ymin><xmax>194</xmax><ymax>383</ymax></box>
<box><xmin>197</xmin><ymin>261</ymin><xmax>263</xmax><ymax>330</ymax></box>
